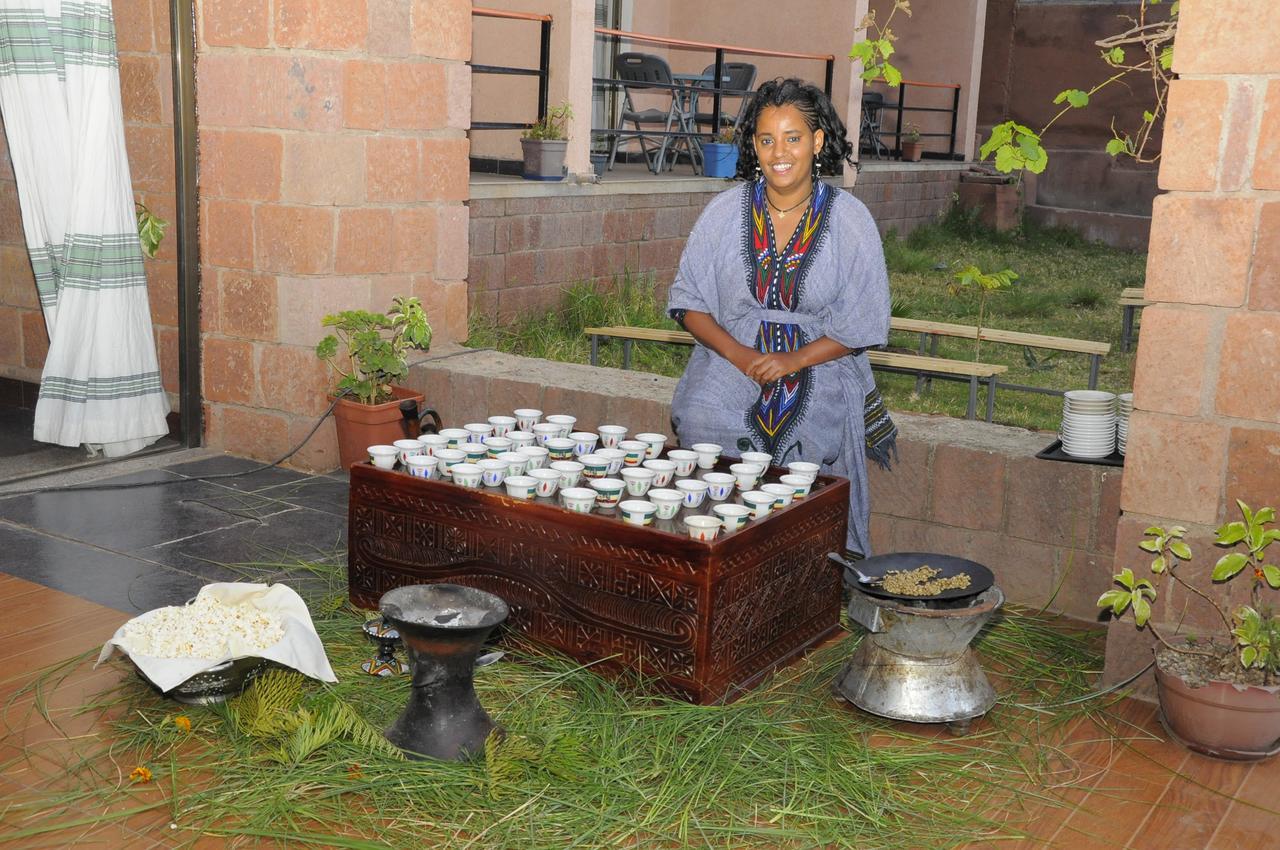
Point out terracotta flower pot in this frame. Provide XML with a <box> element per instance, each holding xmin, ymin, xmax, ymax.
<box><xmin>1155</xmin><ymin>662</ymin><xmax>1280</xmax><ymax>761</ymax></box>
<box><xmin>900</xmin><ymin>140</ymin><xmax>923</xmax><ymax>162</ymax></box>
<box><xmin>332</xmin><ymin>386</ymin><xmax>425</xmax><ymax>470</ymax></box>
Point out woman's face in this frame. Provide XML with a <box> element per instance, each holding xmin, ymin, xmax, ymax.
<box><xmin>753</xmin><ymin>104</ymin><xmax>825</xmax><ymax>196</ymax></box>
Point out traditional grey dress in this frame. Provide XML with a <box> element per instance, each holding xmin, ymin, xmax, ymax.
<box><xmin>666</xmin><ymin>179</ymin><xmax>892</xmax><ymax>555</ymax></box>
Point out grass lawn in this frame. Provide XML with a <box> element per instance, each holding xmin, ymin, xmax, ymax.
<box><xmin>466</xmin><ymin>208</ymin><xmax>1147</xmax><ymax>433</ymax></box>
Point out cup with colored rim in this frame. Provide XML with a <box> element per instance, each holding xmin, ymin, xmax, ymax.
<box><xmin>618</xmin><ymin>499</ymin><xmax>657</xmax><ymax>526</ymax></box>
<box><xmin>478</xmin><ymin>458</ymin><xmax>508</xmax><ymax>488</ymax></box>
<box><xmin>579</xmin><ymin>453</ymin><xmax>610</xmax><ymax>480</ymax></box>
<box><xmin>451</xmin><ymin>463</ymin><xmax>483</xmax><ymax>489</ymax></box>
<box><xmin>635</xmin><ymin>432</ymin><xmax>667</xmax><ymax>459</ymax></box>
<box><xmin>702</xmin><ymin>472</ymin><xmax>736</xmax><ymax>502</ymax></box>
<box><xmin>517</xmin><ymin>445</ymin><xmax>550</xmax><ymax>470</ymax></box>
<box><xmin>786</xmin><ymin>461</ymin><xmax>820</xmax><ymax>484</ymax></box>
<box><xmin>597</xmin><ymin>447</ymin><xmax>626</xmax><ymax>475</ymax></box>
<box><xmin>545</xmin><ymin>437</ymin><xmax>577</xmax><ymax>461</ymax></box>
<box><xmin>740</xmin><ymin>451</ymin><xmax>773</xmax><ymax>470</ymax></box>
<box><xmin>503</xmin><ymin>474</ymin><xmax>536</xmax><ymax>500</ymax></box>
<box><xmin>621</xmin><ymin>466</ymin><xmax>656</xmax><ymax>497</ymax></box>
<box><xmin>433</xmin><ymin>448</ymin><xmax>466</xmax><ymax>479</ymax></box>
<box><xmin>761</xmin><ymin>482</ymin><xmax>795</xmax><ymax>509</ymax></box>
<box><xmin>729</xmin><ymin>462</ymin><xmax>764</xmax><ymax>491</ymax></box>
<box><xmin>667</xmin><ymin>449</ymin><xmax>698</xmax><ymax>477</ymax></box>
<box><xmin>464</xmin><ymin>422</ymin><xmax>493</xmax><ymax>443</ymax></box>
<box><xmin>514</xmin><ymin>408</ymin><xmax>543</xmax><ymax>431</ymax></box>
<box><xmin>487</xmin><ymin>415</ymin><xmax>517</xmax><ymax>437</ymax></box>
<box><xmin>641</xmin><ymin>458</ymin><xmax>676</xmax><ymax>487</ymax></box>
<box><xmin>550</xmin><ymin>459</ymin><xmax>584</xmax><ymax>489</ymax></box>
<box><xmin>675</xmin><ymin>478</ymin><xmax>710</xmax><ymax>509</ymax></box>
<box><xmin>405</xmin><ymin>454</ymin><xmax>437</xmax><ymax>479</ymax></box>
<box><xmin>560</xmin><ymin>486</ymin><xmax>596</xmax><ymax>514</ymax></box>
<box><xmin>393</xmin><ymin>439</ymin><xmax>425</xmax><ymax>466</ymax></box>
<box><xmin>779</xmin><ymin>473</ymin><xmax>813</xmax><ymax>499</ymax></box>
<box><xmin>529</xmin><ymin>468</ymin><xmax>561</xmax><ymax>498</ymax></box>
<box><xmin>740</xmin><ymin>490</ymin><xmax>775</xmax><ymax>519</ymax></box>
<box><xmin>690</xmin><ymin>442</ymin><xmax>722</xmax><ymax>470</ymax></box>
<box><xmin>368</xmin><ymin>445</ymin><xmax>398</xmax><ymax>470</ymax></box>
<box><xmin>438</xmin><ymin>427</ymin><xmax>470</xmax><ymax>449</ymax></box>
<box><xmin>497</xmin><ymin>452</ymin><xmax>529</xmax><ymax>477</ymax></box>
<box><xmin>597</xmin><ymin>424</ymin><xmax>627</xmax><ymax>449</ymax></box>
<box><xmin>507</xmin><ymin>430</ymin><xmax>536</xmax><ymax>450</ymax></box>
<box><xmin>684</xmin><ymin>515</ymin><xmax>721</xmax><ymax>542</ymax></box>
<box><xmin>482</xmin><ymin>435</ymin><xmax>513</xmax><ymax>458</ymax></box>
<box><xmin>712</xmin><ymin>503</ymin><xmax>751</xmax><ymax>532</ymax></box>
<box><xmin>618</xmin><ymin>440</ymin><xmax>648</xmax><ymax>467</ymax></box>
<box><xmin>647</xmin><ymin>488</ymin><xmax>684</xmax><ymax>520</ymax></box>
<box><xmin>463</xmin><ymin>443</ymin><xmax>489</xmax><ymax>463</ymax></box>
<box><xmin>419</xmin><ymin>433</ymin><xmax>450</xmax><ymax>456</ymax></box>
<box><xmin>532</xmin><ymin>422</ymin><xmax>562</xmax><ymax>445</ymax></box>
<box><xmin>546</xmin><ymin>414</ymin><xmax>577</xmax><ymax>438</ymax></box>
<box><xmin>570</xmin><ymin>431</ymin><xmax>599</xmax><ymax>457</ymax></box>
<box><xmin>589</xmin><ymin>477</ymin><xmax>626</xmax><ymax>507</ymax></box>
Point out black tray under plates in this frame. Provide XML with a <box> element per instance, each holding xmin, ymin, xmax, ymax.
<box><xmin>1036</xmin><ymin>439</ymin><xmax>1124</xmax><ymax>468</ymax></box>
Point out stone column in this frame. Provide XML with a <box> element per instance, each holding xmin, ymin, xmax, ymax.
<box><xmin>1103</xmin><ymin>0</ymin><xmax>1280</xmax><ymax>688</ymax></box>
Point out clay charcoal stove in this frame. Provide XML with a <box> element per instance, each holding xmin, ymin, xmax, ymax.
<box><xmin>830</xmin><ymin>552</ymin><xmax>1003</xmax><ymax>733</ymax></box>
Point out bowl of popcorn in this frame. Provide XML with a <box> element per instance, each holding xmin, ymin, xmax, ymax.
<box><xmin>99</xmin><ymin>583</ymin><xmax>337</xmax><ymax>704</ymax></box>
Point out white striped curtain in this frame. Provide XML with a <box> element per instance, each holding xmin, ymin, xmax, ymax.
<box><xmin>0</xmin><ymin>0</ymin><xmax>169</xmax><ymax>456</ymax></box>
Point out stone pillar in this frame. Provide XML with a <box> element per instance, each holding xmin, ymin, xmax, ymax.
<box><xmin>1103</xmin><ymin>0</ymin><xmax>1280</xmax><ymax>688</ymax></box>
<box><xmin>843</xmin><ymin>0</ymin><xmax>871</xmax><ymax>189</ymax></box>
<box><xmin>195</xmin><ymin>0</ymin><xmax>472</xmax><ymax>470</ymax></box>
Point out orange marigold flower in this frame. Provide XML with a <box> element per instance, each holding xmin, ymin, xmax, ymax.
<box><xmin>347</xmin><ymin>763</ymin><xmax>363</xmax><ymax>780</ymax></box>
<box><xmin>130</xmin><ymin>766</ymin><xmax>153</xmax><ymax>784</ymax></box>
<box><xmin>174</xmin><ymin>715</ymin><xmax>191</xmax><ymax>733</ymax></box>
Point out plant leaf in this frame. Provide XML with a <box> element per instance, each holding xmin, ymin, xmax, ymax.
<box><xmin>1132</xmin><ymin>595</ymin><xmax>1151</xmax><ymax>627</ymax></box>
<box><xmin>1263</xmin><ymin>565</ymin><xmax>1280</xmax><ymax>589</ymax></box>
<box><xmin>1105</xmin><ymin>138</ymin><xmax>1128</xmax><ymax>157</ymax></box>
<box><xmin>1169</xmin><ymin>541</ymin><xmax>1192</xmax><ymax>561</ymax></box>
<box><xmin>1212</xmin><ymin>552</ymin><xmax>1249</xmax><ymax>581</ymax></box>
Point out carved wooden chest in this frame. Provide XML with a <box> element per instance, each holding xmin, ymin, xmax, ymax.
<box><xmin>347</xmin><ymin>462</ymin><xmax>848</xmax><ymax>704</ymax></box>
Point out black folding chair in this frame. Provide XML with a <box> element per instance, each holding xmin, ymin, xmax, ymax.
<box><xmin>690</xmin><ymin>62</ymin><xmax>758</xmax><ymax>138</ymax></box>
<box><xmin>860</xmin><ymin>91</ymin><xmax>889</xmax><ymax>159</ymax></box>
<box><xmin>607</xmin><ymin>52</ymin><xmax>700</xmax><ymax>174</ymax></box>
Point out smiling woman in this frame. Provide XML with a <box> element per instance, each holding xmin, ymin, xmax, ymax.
<box><xmin>665</xmin><ymin>78</ymin><xmax>894</xmax><ymax>559</ymax></box>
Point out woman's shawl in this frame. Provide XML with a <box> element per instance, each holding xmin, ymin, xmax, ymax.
<box><xmin>666</xmin><ymin>181</ymin><xmax>891</xmax><ymax>555</ymax></box>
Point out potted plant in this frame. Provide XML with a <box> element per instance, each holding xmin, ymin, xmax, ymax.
<box><xmin>520</xmin><ymin>102</ymin><xmax>572</xmax><ymax>181</ymax></box>
<box><xmin>315</xmin><ymin>296</ymin><xmax>435</xmax><ymax>469</ymax></box>
<box><xmin>1099</xmin><ymin>500</ymin><xmax>1280</xmax><ymax>759</ymax></box>
<box><xmin>701</xmin><ymin>127</ymin><xmax>740</xmax><ymax>179</ymax></box>
<box><xmin>900</xmin><ymin>124</ymin><xmax>923</xmax><ymax>162</ymax></box>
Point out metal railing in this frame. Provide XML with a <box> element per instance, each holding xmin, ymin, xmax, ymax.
<box><xmin>866</xmin><ymin>79</ymin><xmax>962</xmax><ymax>160</ymax></box>
<box><xmin>592</xmin><ymin>27</ymin><xmax>836</xmax><ymax>149</ymax></box>
<box><xmin>469</xmin><ymin>7</ymin><xmax>551</xmax><ymax>133</ymax></box>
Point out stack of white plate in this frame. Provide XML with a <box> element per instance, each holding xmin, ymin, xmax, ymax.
<box><xmin>1117</xmin><ymin>392</ymin><xmax>1133</xmax><ymax>456</ymax></box>
<box><xmin>1060</xmin><ymin>390</ymin><xmax>1117</xmax><ymax>458</ymax></box>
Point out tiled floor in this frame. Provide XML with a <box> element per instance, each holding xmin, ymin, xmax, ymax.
<box><xmin>0</xmin><ymin>454</ymin><xmax>1276</xmax><ymax>848</ymax></box>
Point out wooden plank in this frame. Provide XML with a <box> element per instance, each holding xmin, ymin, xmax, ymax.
<box><xmin>891</xmin><ymin>317</ymin><xmax>1110</xmax><ymax>355</ymax></box>
<box><xmin>1121</xmin><ymin>287</ymin><xmax>1146</xmax><ymax>299</ymax></box>
<box><xmin>585</xmin><ymin>326</ymin><xmax>1006</xmax><ymax>378</ymax></box>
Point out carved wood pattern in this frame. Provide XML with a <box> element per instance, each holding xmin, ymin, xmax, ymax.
<box><xmin>348</xmin><ymin>464</ymin><xmax>847</xmax><ymax>704</ymax></box>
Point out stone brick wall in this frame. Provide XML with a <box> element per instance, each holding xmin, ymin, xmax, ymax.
<box><xmin>468</xmin><ymin>165</ymin><xmax>962</xmax><ymax>321</ymax></box>
<box><xmin>407</xmin><ymin>348</ymin><xmax>1120</xmax><ymax>621</ymax></box>
<box><xmin>0</xmin><ymin>0</ymin><xmax>179</xmax><ymax>401</ymax></box>
<box><xmin>195</xmin><ymin>0</ymin><xmax>473</xmax><ymax>468</ymax></box>
<box><xmin>1103</xmin><ymin>1</ymin><xmax>1280</xmax><ymax>688</ymax></box>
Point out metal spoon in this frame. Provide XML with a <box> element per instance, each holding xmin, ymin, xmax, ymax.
<box><xmin>827</xmin><ymin>552</ymin><xmax>881</xmax><ymax>585</ymax></box>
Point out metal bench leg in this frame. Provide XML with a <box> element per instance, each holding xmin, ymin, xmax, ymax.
<box><xmin>966</xmin><ymin>376</ymin><xmax>978</xmax><ymax>420</ymax></box>
<box><xmin>925</xmin><ymin>335</ymin><xmax>940</xmax><ymax>392</ymax></box>
<box><xmin>1088</xmin><ymin>354</ymin><xmax>1100</xmax><ymax>390</ymax></box>
<box><xmin>1122</xmin><ymin>305</ymin><xmax>1134</xmax><ymax>353</ymax></box>
<box><xmin>590</xmin><ymin>334</ymin><xmax>599</xmax><ymax>367</ymax></box>
<box><xmin>915</xmin><ymin>332</ymin><xmax>928</xmax><ymax>394</ymax></box>
<box><xmin>623</xmin><ymin>339</ymin><xmax>633</xmax><ymax>370</ymax></box>
<box><xmin>985</xmin><ymin>377</ymin><xmax>997</xmax><ymax>423</ymax></box>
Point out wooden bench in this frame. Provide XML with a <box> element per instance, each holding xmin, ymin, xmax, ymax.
<box><xmin>583</xmin><ymin>326</ymin><xmax>1008</xmax><ymax>421</ymax></box>
<box><xmin>1119</xmin><ymin>287</ymin><xmax>1150</xmax><ymax>352</ymax></box>
<box><xmin>889</xmin><ymin>317</ymin><xmax>1111</xmax><ymax>393</ymax></box>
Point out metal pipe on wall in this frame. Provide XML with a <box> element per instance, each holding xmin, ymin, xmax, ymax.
<box><xmin>169</xmin><ymin>0</ymin><xmax>202</xmax><ymax>446</ymax></box>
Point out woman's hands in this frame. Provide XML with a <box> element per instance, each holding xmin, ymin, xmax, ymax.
<box><xmin>745</xmin><ymin>351</ymin><xmax>804</xmax><ymax>385</ymax></box>
<box><xmin>680</xmin><ymin>310</ymin><xmax>852</xmax><ymax>386</ymax></box>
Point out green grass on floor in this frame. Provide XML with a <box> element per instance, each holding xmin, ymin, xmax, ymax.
<box><xmin>466</xmin><ymin>208</ymin><xmax>1146</xmax><ymax>432</ymax></box>
<box><xmin>3</xmin><ymin>558</ymin><xmax>1118</xmax><ymax>850</ymax></box>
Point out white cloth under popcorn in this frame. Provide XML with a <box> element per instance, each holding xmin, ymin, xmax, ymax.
<box><xmin>97</xmin><ymin>583</ymin><xmax>338</xmax><ymax>692</ymax></box>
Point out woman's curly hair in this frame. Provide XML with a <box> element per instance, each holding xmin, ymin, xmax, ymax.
<box><xmin>735</xmin><ymin>78</ymin><xmax>856</xmax><ymax>180</ymax></box>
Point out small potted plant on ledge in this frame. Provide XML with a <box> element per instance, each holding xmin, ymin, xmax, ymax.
<box><xmin>520</xmin><ymin>102</ymin><xmax>572</xmax><ymax>181</ymax></box>
<box><xmin>1099</xmin><ymin>500</ymin><xmax>1280</xmax><ymax>760</ymax></box>
<box><xmin>900</xmin><ymin>124</ymin><xmax>923</xmax><ymax>162</ymax></box>
<box><xmin>701</xmin><ymin>127</ymin><xmax>740</xmax><ymax>179</ymax></box>
<box><xmin>315</xmin><ymin>296</ymin><xmax>434</xmax><ymax>469</ymax></box>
